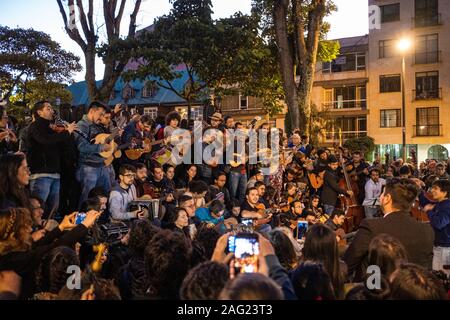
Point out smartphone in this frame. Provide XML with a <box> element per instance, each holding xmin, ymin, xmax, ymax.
<box><xmin>297</xmin><ymin>221</ymin><xmax>308</xmax><ymax>239</ymax></box>
<box><xmin>233</xmin><ymin>232</ymin><xmax>259</xmax><ymax>274</ymax></box>
<box><xmin>75</xmin><ymin>212</ymin><xmax>87</xmax><ymax>225</ymax></box>
<box><xmin>227</xmin><ymin>235</ymin><xmax>236</xmax><ymax>253</ymax></box>
<box><xmin>241</xmin><ymin>218</ymin><xmax>254</xmax><ymax>227</ymax></box>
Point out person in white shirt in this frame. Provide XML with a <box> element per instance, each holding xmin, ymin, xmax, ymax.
<box><xmin>363</xmin><ymin>168</ymin><xmax>386</xmax><ymax>219</ymax></box>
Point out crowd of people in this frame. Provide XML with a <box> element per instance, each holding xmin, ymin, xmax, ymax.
<box><xmin>0</xmin><ymin>100</ymin><xmax>449</xmax><ymax>300</ymax></box>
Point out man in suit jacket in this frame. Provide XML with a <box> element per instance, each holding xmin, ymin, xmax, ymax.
<box><xmin>343</xmin><ymin>178</ymin><xmax>434</xmax><ymax>282</ymax></box>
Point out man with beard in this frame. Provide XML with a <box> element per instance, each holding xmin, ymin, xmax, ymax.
<box><xmin>343</xmin><ymin>178</ymin><xmax>434</xmax><ymax>282</ymax></box>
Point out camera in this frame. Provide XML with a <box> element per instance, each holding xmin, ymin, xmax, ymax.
<box><xmin>233</xmin><ymin>232</ymin><xmax>259</xmax><ymax>274</ymax></box>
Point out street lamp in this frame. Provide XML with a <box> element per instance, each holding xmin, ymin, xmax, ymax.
<box><xmin>397</xmin><ymin>38</ymin><xmax>412</xmax><ymax>160</ymax></box>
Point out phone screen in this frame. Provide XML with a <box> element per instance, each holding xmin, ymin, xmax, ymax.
<box><xmin>234</xmin><ymin>233</ymin><xmax>259</xmax><ymax>274</ymax></box>
<box><xmin>241</xmin><ymin>218</ymin><xmax>254</xmax><ymax>227</ymax></box>
<box><xmin>227</xmin><ymin>235</ymin><xmax>236</xmax><ymax>253</ymax></box>
<box><xmin>75</xmin><ymin>212</ymin><xmax>87</xmax><ymax>225</ymax></box>
<box><xmin>297</xmin><ymin>221</ymin><xmax>308</xmax><ymax>239</ymax></box>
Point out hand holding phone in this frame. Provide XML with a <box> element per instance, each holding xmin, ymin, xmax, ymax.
<box><xmin>75</xmin><ymin>212</ymin><xmax>87</xmax><ymax>225</ymax></box>
<box><xmin>297</xmin><ymin>221</ymin><xmax>308</xmax><ymax>239</ymax></box>
<box><xmin>233</xmin><ymin>232</ymin><xmax>259</xmax><ymax>274</ymax></box>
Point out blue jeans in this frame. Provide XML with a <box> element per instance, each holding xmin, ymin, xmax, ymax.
<box><xmin>323</xmin><ymin>204</ymin><xmax>335</xmax><ymax>216</ymax></box>
<box><xmin>76</xmin><ymin>165</ymin><xmax>113</xmax><ymax>209</ymax></box>
<box><xmin>364</xmin><ymin>206</ymin><xmax>379</xmax><ymax>219</ymax></box>
<box><xmin>228</xmin><ymin>171</ymin><xmax>248</xmax><ymax>203</ymax></box>
<box><xmin>30</xmin><ymin>177</ymin><xmax>60</xmax><ymax>217</ymax></box>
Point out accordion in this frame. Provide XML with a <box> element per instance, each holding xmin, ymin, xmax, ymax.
<box><xmin>100</xmin><ymin>222</ymin><xmax>129</xmax><ymax>245</ymax></box>
<box><xmin>128</xmin><ymin>199</ymin><xmax>161</xmax><ymax>220</ymax></box>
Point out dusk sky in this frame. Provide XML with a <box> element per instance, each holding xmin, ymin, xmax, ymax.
<box><xmin>0</xmin><ymin>0</ymin><xmax>369</xmax><ymax>82</ymax></box>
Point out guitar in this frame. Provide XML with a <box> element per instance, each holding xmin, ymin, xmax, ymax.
<box><xmin>308</xmin><ymin>171</ymin><xmax>325</xmax><ymax>190</ymax></box>
<box><xmin>124</xmin><ymin>137</ymin><xmax>153</xmax><ymax>160</ymax></box>
<box><xmin>92</xmin><ymin>128</ymin><xmax>122</xmax><ymax>166</ymax></box>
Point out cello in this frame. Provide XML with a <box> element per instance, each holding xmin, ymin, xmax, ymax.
<box><xmin>337</xmin><ymin>147</ymin><xmax>365</xmax><ymax>233</ymax></box>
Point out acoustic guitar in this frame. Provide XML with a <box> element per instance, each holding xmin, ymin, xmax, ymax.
<box><xmin>308</xmin><ymin>171</ymin><xmax>325</xmax><ymax>190</ymax></box>
<box><xmin>93</xmin><ymin>128</ymin><xmax>122</xmax><ymax>166</ymax></box>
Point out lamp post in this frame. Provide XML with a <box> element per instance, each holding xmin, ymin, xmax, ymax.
<box><xmin>397</xmin><ymin>38</ymin><xmax>411</xmax><ymax>160</ymax></box>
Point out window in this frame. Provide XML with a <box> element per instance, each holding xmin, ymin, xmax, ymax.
<box><xmin>191</xmin><ymin>106</ymin><xmax>203</xmax><ymax>121</ymax></box>
<box><xmin>239</xmin><ymin>94</ymin><xmax>248</xmax><ymax>110</ymax></box>
<box><xmin>416</xmin><ymin>107</ymin><xmax>440</xmax><ymax>136</ymax></box>
<box><xmin>415</xmin><ymin>0</ymin><xmax>439</xmax><ymax>27</ymax></box>
<box><xmin>379</xmin><ymin>40</ymin><xmax>396</xmax><ymax>59</ymax></box>
<box><xmin>322</xmin><ymin>52</ymin><xmax>365</xmax><ymax>73</ymax></box>
<box><xmin>380</xmin><ymin>75</ymin><xmax>401</xmax><ymax>93</ymax></box>
<box><xmin>427</xmin><ymin>145</ymin><xmax>448</xmax><ymax>161</ymax></box>
<box><xmin>143</xmin><ymin>107</ymin><xmax>158</xmax><ymax>119</ymax></box>
<box><xmin>415</xmin><ymin>71</ymin><xmax>439</xmax><ymax>99</ymax></box>
<box><xmin>142</xmin><ymin>81</ymin><xmax>158</xmax><ymax>98</ymax></box>
<box><xmin>333</xmin><ymin>85</ymin><xmax>366</xmax><ymax>109</ymax></box>
<box><xmin>122</xmin><ymin>83</ymin><xmax>135</xmax><ymax>100</ymax></box>
<box><xmin>415</xmin><ymin>34</ymin><xmax>439</xmax><ymax>64</ymax></box>
<box><xmin>380</xmin><ymin>109</ymin><xmax>401</xmax><ymax>127</ymax></box>
<box><xmin>381</xmin><ymin>3</ymin><xmax>400</xmax><ymax>23</ymax></box>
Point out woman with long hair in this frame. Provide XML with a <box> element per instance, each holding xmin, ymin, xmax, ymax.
<box><xmin>161</xmin><ymin>207</ymin><xmax>190</xmax><ymax>237</ymax></box>
<box><xmin>301</xmin><ymin>223</ymin><xmax>347</xmax><ymax>299</ymax></box>
<box><xmin>175</xmin><ymin>164</ymin><xmax>198</xmax><ymax>189</ymax></box>
<box><xmin>0</xmin><ymin>153</ymin><xmax>31</xmax><ymax>210</ymax></box>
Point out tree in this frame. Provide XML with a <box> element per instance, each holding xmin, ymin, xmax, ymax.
<box><xmin>343</xmin><ymin>136</ymin><xmax>376</xmax><ymax>160</ymax></box>
<box><xmin>56</xmin><ymin>0</ymin><xmax>142</xmax><ymax>102</ymax></box>
<box><xmin>0</xmin><ymin>26</ymin><xmax>81</xmax><ymax>105</ymax></box>
<box><xmin>126</xmin><ymin>0</ymin><xmax>285</xmax><ymax>121</ymax></box>
<box><xmin>253</xmin><ymin>0</ymin><xmax>339</xmax><ymax>133</ymax></box>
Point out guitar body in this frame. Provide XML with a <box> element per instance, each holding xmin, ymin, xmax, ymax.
<box><xmin>125</xmin><ymin>138</ymin><xmax>152</xmax><ymax>160</ymax></box>
<box><xmin>308</xmin><ymin>171</ymin><xmax>325</xmax><ymax>189</ymax></box>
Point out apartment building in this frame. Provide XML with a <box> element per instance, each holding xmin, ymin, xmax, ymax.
<box><xmin>310</xmin><ymin>35</ymin><xmax>369</xmax><ymax>145</ymax></box>
<box><xmin>368</xmin><ymin>0</ymin><xmax>450</xmax><ymax>162</ymax></box>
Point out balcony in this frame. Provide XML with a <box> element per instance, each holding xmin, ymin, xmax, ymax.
<box><xmin>322</xmin><ymin>99</ymin><xmax>367</xmax><ymax>110</ymax></box>
<box><xmin>414</xmin><ymin>51</ymin><xmax>441</xmax><ymax>65</ymax></box>
<box><xmin>412</xmin><ymin>88</ymin><xmax>442</xmax><ymax>101</ymax></box>
<box><xmin>412</xmin><ymin>14</ymin><xmax>442</xmax><ymax>28</ymax></box>
<box><xmin>413</xmin><ymin>124</ymin><xmax>442</xmax><ymax>137</ymax></box>
<box><xmin>325</xmin><ymin>131</ymin><xmax>367</xmax><ymax>141</ymax></box>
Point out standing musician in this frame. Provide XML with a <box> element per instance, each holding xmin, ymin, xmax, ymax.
<box><xmin>321</xmin><ymin>155</ymin><xmax>354</xmax><ymax>216</ymax></box>
<box><xmin>74</xmin><ymin>101</ymin><xmax>111</xmax><ymax>208</ymax></box>
<box><xmin>121</xmin><ymin>114</ymin><xmax>154</xmax><ymax>165</ymax></box>
<box><xmin>27</xmin><ymin>101</ymin><xmax>78</xmax><ymax>217</ymax></box>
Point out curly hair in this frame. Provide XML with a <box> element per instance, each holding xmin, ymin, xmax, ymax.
<box><xmin>194</xmin><ymin>223</ymin><xmax>221</xmax><ymax>260</ymax></box>
<box><xmin>219</xmin><ymin>273</ymin><xmax>283</xmax><ymax>300</ymax></box>
<box><xmin>36</xmin><ymin>246</ymin><xmax>80</xmax><ymax>294</ymax></box>
<box><xmin>128</xmin><ymin>219</ymin><xmax>158</xmax><ymax>257</ymax></box>
<box><xmin>144</xmin><ymin>229</ymin><xmax>192</xmax><ymax>299</ymax></box>
<box><xmin>180</xmin><ymin>261</ymin><xmax>228</xmax><ymax>300</ymax></box>
<box><xmin>0</xmin><ymin>208</ymin><xmax>33</xmax><ymax>256</ymax></box>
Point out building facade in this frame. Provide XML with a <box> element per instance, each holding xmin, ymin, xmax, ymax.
<box><xmin>311</xmin><ymin>0</ymin><xmax>449</xmax><ymax>162</ymax></box>
<box><xmin>368</xmin><ymin>0</ymin><xmax>449</xmax><ymax>162</ymax></box>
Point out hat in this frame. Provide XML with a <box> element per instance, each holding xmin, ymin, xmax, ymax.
<box><xmin>209</xmin><ymin>112</ymin><xmax>223</xmax><ymax>121</ymax></box>
<box><xmin>328</xmin><ymin>155</ymin><xmax>338</xmax><ymax>164</ymax></box>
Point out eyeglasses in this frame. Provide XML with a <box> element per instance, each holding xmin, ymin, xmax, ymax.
<box><xmin>123</xmin><ymin>173</ymin><xmax>136</xmax><ymax>178</ymax></box>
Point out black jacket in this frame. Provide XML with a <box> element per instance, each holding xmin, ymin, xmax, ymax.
<box><xmin>321</xmin><ymin>167</ymin><xmax>347</xmax><ymax>206</ymax></box>
<box><xmin>343</xmin><ymin>211</ymin><xmax>434</xmax><ymax>281</ymax></box>
<box><xmin>27</xmin><ymin>117</ymin><xmax>71</xmax><ymax>174</ymax></box>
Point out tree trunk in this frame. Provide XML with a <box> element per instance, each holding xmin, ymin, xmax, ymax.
<box><xmin>84</xmin><ymin>46</ymin><xmax>98</xmax><ymax>102</ymax></box>
<box><xmin>273</xmin><ymin>0</ymin><xmax>300</xmax><ymax>130</ymax></box>
<box><xmin>297</xmin><ymin>63</ymin><xmax>314</xmax><ymax>135</ymax></box>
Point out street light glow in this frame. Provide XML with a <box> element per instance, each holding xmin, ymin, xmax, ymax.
<box><xmin>398</xmin><ymin>38</ymin><xmax>412</xmax><ymax>53</ymax></box>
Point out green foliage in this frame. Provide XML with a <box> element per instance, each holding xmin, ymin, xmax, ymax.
<box><xmin>0</xmin><ymin>26</ymin><xmax>81</xmax><ymax>103</ymax></box>
<box><xmin>343</xmin><ymin>136</ymin><xmax>376</xmax><ymax>158</ymax></box>
<box><xmin>317</xmin><ymin>40</ymin><xmax>340</xmax><ymax>62</ymax></box>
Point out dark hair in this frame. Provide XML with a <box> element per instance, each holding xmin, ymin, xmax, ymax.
<box><xmin>370</xmin><ymin>168</ymin><xmax>381</xmax><ymax>175</ymax></box>
<box><xmin>135</xmin><ymin>163</ymin><xmax>146</xmax><ymax>171</ymax></box>
<box><xmin>432</xmin><ymin>179</ymin><xmax>450</xmax><ymax>198</ymax></box>
<box><xmin>140</xmin><ymin>115</ymin><xmax>153</xmax><ymax>126</ymax></box>
<box><xmin>345</xmin><ymin>277</ymin><xmax>391</xmax><ymax>300</ymax></box>
<box><xmin>163</xmin><ymin>163</ymin><xmax>175</xmax><ymax>173</ymax></box>
<box><xmin>144</xmin><ymin>229</ymin><xmax>192</xmax><ymax>299</ymax></box>
<box><xmin>32</xmin><ymin>100</ymin><xmax>50</xmax><ymax>118</ymax></box>
<box><xmin>209</xmin><ymin>200</ymin><xmax>225</xmax><ymax>215</ymax></box>
<box><xmin>245</xmin><ymin>187</ymin><xmax>257</xmax><ymax>196</ymax></box>
<box><xmin>0</xmin><ymin>153</ymin><xmax>30</xmax><ymax>208</ymax></box>
<box><xmin>254</xmin><ymin>181</ymin><xmax>265</xmax><ymax>189</ymax></box>
<box><xmin>368</xmin><ymin>234</ymin><xmax>408</xmax><ymax>278</ymax></box>
<box><xmin>194</xmin><ymin>224</ymin><xmax>221</xmax><ymax>260</ymax></box>
<box><xmin>152</xmin><ymin>163</ymin><xmax>163</xmax><ymax>173</ymax></box>
<box><xmin>353</xmin><ymin>151</ymin><xmax>362</xmax><ymax>156</ymax></box>
<box><xmin>165</xmin><ymin>111</ymin><xmax>181</xmax><ymax>126</ymax></box>
<box><xmin>290</xmin><ymin>262</ymin><xmax>336</xmax><ymax>300</ymax></box>
<box><xmin>180</xmin><ymin>261</ymin><xmax>228</xmax><ymax>300</ymax></box>
<box><xmin>268</xmin><ymin>229</ymin><xmax>298</xmax><ymax>271</ymax></box>
<box><xmin>179</xmin><ymin>195</ymin><xmax>194</xmax><ymax>206</ymax></box>
<box><xmin>383</xmin><ymin>178</ymin><xmax>419</xmax><ymax>212</ymax></box>
<box><xmin>36</xmin><ymin>246</ymin><xmax>79</xmax><ymax>294</ymax></box>
<box><xmin>88</xmin><ymin>101</ymin><xmax>107</xmax><ymax>111</ymax></box>
<box><xmin>214</xmin><ymin>171</ymin><xmax>227</xmax><ymax>180</ymax></box>
<box><xmin>390</xmin><ymin>264</ymin><xmax>447</xmax><ymax>300</ymax></box>
<box><xmin>230</xmin><ymin>198</ymin><xmax>240</xmax><ymax>208</ymax></box>
<box><xmin>399</xmin><ymin>165</ymin><xmax>411</xmax><ymax>176</ymax></box>
<box><xmin>161</xmin><ymin>207</ymin><xmax>188</xmax><ymax>230</ymax></box>
<box><xmin>80</xmin><ymin>198</ymin><xmax>101</xmax><ymax>213</ymax></box>
<box><xmin>119</xmin><ymin>164</ymin><xmax>136</xmax><ymax>176</ymax></box>
<box><xmin>88</xmin><ymin>186</ymin><xmax>108</xmax><ymax>199</ymax></box>
<box><xmin>128</xmin><ymin>219</ymin><xmax>158</xmax><ymax>257</ymax></box>
<box><xmin>188</xmin><ymin>180</ymin><xmax>208</xmax><ymax>194</ymax></box>
<box><xmin>330</xmin><ymin>208</ymin><xmax>345</xmax><ymax>219</ymax></box>
<box><xmin>302</xmin><ymin>224</ymin><xmax>344</xmax><ymax>298</ymax></box>
<box><xmin>219</xmin><ymin>273</ymin><xmax>283</xmax><ymax>300</ymax></box>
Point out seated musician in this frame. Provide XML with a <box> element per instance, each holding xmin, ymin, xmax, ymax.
<box><xmin>325</xmin><ymin>209</ymin><xmax>346</xmax><ymax>233</ymax></box>
<box><xmin>247</xmin><ymin>169</ymin><xmax>264</xmax><ymax>189</ymax></box>
<box><xmin>109</xmin><ymin>164</ymin><xmax>146</xmax><ymax>221</ymax></box>
<box><xmin>279</xmin><ymin>199</ymin><xmax>303</xmax><ymax>229</ymax></box>
<box><xmin>240</xmin><ymin>187</ymin><xmax>272</xmax><ymax>233</ymax></box>
<box><xmin>133</xmin><ymin>163</ymin><xmax>153</xmax><ymax>198</ymax></box>
<box><xmin>308</xmin><ymin>195</ymin><xmax>327</xmax><ymax>222</ymax></box>
<box><xmin>147</xmin><ymin>164</ymin><xmax>175</xmax><ymax>204</ymax></box>
<box><xmin>254</xmin><ymin>181</ymin><xmax>270</xmax><ymax>208</ymax></box>
<box><xmin>209</xmin><ymin>171</ymin><xmax>232</xmax><ymax>213</ymax></box>
<box><xmin>195</xmin><ymin>200</ymin><xmax>227</xmax><ymax>232</ymax></box>
<box><xmin>183</xmin><ymin>180</ymin><xmax>209</xmax><ymax>209</ymax></box>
